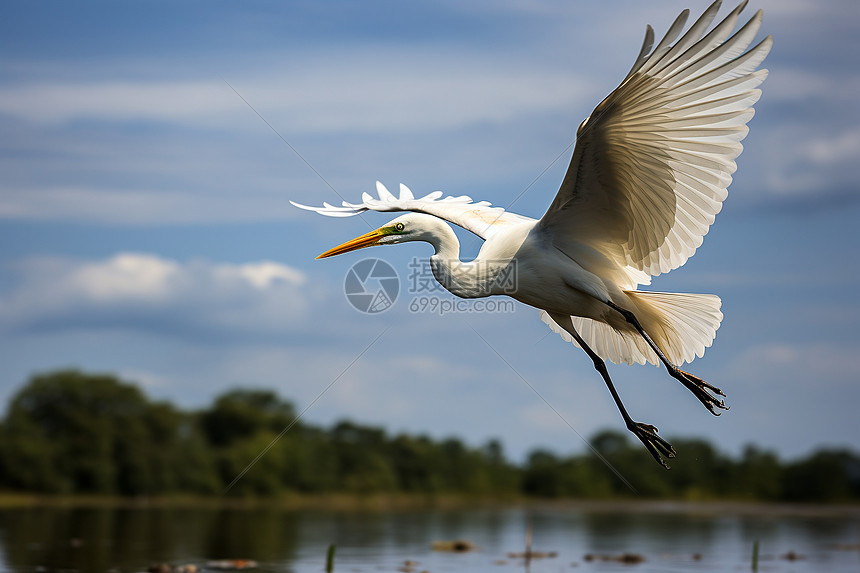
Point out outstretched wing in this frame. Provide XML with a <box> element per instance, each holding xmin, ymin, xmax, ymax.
<box><xmin>292</xmin><ymin>181</ymin><xmax>534</xmax><ymax>240</ymax></box>
<box><xmin>538</xmin><ymin>0</ymin><xmax>771</xmax><ymax>278</ymax></box>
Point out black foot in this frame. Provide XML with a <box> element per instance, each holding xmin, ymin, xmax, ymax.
<box><xmin>628</xmin><ymin>421</ymin><xmax>676</xmax><ymax>469</ymax></box>
<box><xmin>672</xmin><ymin>368</ymin><xmax>728</xmax><ymax>415</ymax></box>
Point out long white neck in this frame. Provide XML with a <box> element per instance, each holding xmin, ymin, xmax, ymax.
<box><xmin>424</xmin><ymin>220</ymin><xmax>494</xmax><ymax>299</ymax></box>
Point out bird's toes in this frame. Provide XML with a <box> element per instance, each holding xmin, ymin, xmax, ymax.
<box><xmin>629</xmin><ymin>422</ymin><xmax>676</xmax><ymax>468</ymax></box>
<box><xmin>677</xmin><ymin>369</ymin><xmax>729</xmax><ymax>414</ymax></box>
<box><xmin>679</xmin><ymin>369</ymin><xmax>725</xmax><ymax>395</ymax></box>
<box><xmin>637</xmin><ymin>422</ymin><xmax>659</xmax><ymax>434</ymax></box>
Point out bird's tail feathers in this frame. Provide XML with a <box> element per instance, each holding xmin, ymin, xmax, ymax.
<box><xmin>540</xmin><ymin>291</ymin><xmax>722</xmax><ymax>366</ymax></box>
<box><xmin>625</xmin><ymin>290</ymin><xmax>722</xmax><ymax>365</ymax></box>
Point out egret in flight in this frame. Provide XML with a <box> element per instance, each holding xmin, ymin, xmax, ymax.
<box><xmin>293</xmin><ymin>0</ymin><xmax>771</xmax><ymax>468</ymax></box>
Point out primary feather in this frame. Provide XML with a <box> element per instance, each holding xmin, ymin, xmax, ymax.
<box><xmin>539</xmin><ymin>0</ymin><xmax>771</xmax><ymax>279</ymax></box>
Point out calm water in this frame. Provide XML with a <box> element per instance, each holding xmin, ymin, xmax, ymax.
<box><xmin>1</xmin><ymin>502</ymin><xmax>859</xmax><ymax>572</ymax></box>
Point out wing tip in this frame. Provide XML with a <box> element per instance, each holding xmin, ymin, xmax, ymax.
<box><xmin>290</xmin><ymin>200</ymin><xmax>316</xmax><ymax>211</ymax></box>
<box><xmin>399</xmin><ymin>183</ymin><xmax>414</xmax><ymax>200</ymax></box>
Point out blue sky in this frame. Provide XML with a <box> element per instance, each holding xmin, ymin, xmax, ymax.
<box><xmin>1</xmin><ymin>0</ymin><xmax>858</xmax><ymax>464</ymax></box>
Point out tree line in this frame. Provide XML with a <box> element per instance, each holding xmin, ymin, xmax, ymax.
<box><xmin>0</xmin><ymin>370</ymin><xmax>857</xmax><ymax>502</ymax></box>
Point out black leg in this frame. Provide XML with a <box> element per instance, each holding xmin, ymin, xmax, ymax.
<box><xmin>606</xmin><ymin>301</ymin><xmax>728</xmax><ymax>415</ymax></box>
<box><xmin>565</xmin><ymin>323</ymin><xmax>676</xmax><ymax>469</ymax></box>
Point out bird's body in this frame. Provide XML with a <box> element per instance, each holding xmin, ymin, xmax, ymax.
<box><xmin>293</xmin><ymin>0</ymin><xmax>771</xmax><ymax>467</ymax></box>
<box><xmin>408</xmin><ymin>212</ymin><xmax>719</xmax><ymax>366</ymax></box>
<box><xmin>438</xmin><ymin>219</ymin><xmax>614</xmax><ymax>319</ymax></box>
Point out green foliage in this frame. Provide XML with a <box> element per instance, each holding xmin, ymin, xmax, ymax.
<box><xmin>201</xmin><ymin>389</ymin><xmax>296</xmax><ymax>447</ymax></box>
<box><xmin>781</xmin><ymin>449</ymin><xmax>860</xmax><ymax>502</ymax></box>
<box><xmin>0</xmin><ymin>370</ymin><xmax>217</xmax><ymax>495</ymax></box>
<box><xmin>0</xmin><ymin>370</ymin><xmax>858</xmax><ymax>502</ymax></box>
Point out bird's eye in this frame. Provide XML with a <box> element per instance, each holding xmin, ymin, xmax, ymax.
<box><xmin>395</xmin><ymin>223</ymin><xmax>405</xmax><ymax>232</ymax></box>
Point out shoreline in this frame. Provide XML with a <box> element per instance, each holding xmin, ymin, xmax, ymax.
<box><xmin>1</xmin><ymin>492</ymin><xmax>858</xmax><ymax>517</ymax></box>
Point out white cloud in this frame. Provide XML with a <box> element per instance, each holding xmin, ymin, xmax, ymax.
<box><xmin>0</xmin><ymin>46</ymin><xmax>601</xmax><ymax>226</ymax></box>
<box><xmin>0</xmin><ymin>185</ymin><xmax>318</xmax><ymax>225</ymax></box>
<box><xmin>67</xmin><ymin>253</ymin><xmax>181</xmax><ymax>303</ymax></box>
<box><xmin>0</xmin><ymin>52</ymin><xmax>596</xmax><ymax>134</ymax></box>
<box><xmin>765</xmin><ymin>68</ymin><xmax>860</xmax><ymax>105</ymax></box>
<box><xmin>0</xmin><ymin>253</ymin><xmax>313</xmax><ymax>336</ymax></box>
<box><xmin>0</xmin><ymin>80</ymin><xmax>234</xmax><ymax>125</ymax></box>
<box><xmin>7</xmin><ymin>1</ymin><xmax>854</xmax><ymax>227</ymax></box>
<box><xmin>0</xmin><ymin>187</ymin><xmax>192</xmax><ymax>224</ymax></box>
<box><xmin>229</xmin><ymin>261</ymin><xmax>306</xmax><ymax>290</ymax></box>
<box><xmin>751</xmin><ymin>121</ymin><xmax>860</xmax><ymax>198</ymax></box>
<box><xmin>726</xmin><ymin>342</ymin><xmax>860</xmax><ymax>386</ymax></box>
<box><xmin>806</xmin><ymin>129</ymin><xmax>860</xmax><ymax>166</ymax></box>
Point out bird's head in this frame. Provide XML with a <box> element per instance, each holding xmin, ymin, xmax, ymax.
<box><xmin>316</xmin><ymin>213</ymin><xmax>441</xmax><ymax>259</ymax></box>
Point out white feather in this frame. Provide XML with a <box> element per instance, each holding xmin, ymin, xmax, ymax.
<box><xmin>291</xmin><ymin>181</ymin><xmax>533</xmax><ymax>240</ymax></box>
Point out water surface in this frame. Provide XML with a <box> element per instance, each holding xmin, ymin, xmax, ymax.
<box><xmin>1</xmin><ymin>502</ymin><xmax>859</xmax><ymax>572</ymax></box>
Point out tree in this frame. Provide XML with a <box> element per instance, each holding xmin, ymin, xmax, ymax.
<box><xmin>0</xmin><ymin>370</ymin><xmax>203</xmax><ymax>494</ymax></box>
<box><xmin>201</xmin><ymin>389</ymin><xmax>296</xmax><ymax>447</ymax></box>
<box><xmin>782</xmin><ymin>449</ymin><xmax>860</xmax><ymax>502</ymax></box>
<box><xmin>733</xmin><ymin>445</ymin><xmax>782</xmax><ymax>500</ymax></box>
<box><xmin>2</xmin><ymin>369</ymin><xmax>860</xmax><ymax>503</ymax></box>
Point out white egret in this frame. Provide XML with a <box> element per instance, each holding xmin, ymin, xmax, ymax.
<box><xmin>293</xmin><ymin>0</ymin><xmax>771</xmax><ymax>468</ymax></box>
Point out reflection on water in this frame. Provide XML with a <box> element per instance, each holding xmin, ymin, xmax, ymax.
<box><xmin>0</xmin><ymin>507</ymin><xmax>302</xmax><ymax>572</ymax></box>
<box><xmin>0</xmin><ymin>503</ymin><xmax>858</xmax><ymax>572</ymax></box>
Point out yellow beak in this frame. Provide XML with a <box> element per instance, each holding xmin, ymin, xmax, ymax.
<box><xmin>316</xmin><ymin>227</ymin><xmax>390</xmax><ymax>259</ymax></box>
